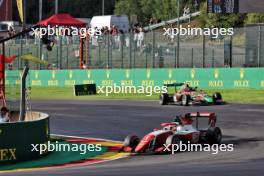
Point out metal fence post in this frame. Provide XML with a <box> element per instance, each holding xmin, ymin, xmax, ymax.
<box><xmin>8</xmin><ymin>46</ymin><xmax>10</xmax><ymax>56</ymax></box>
<box><xmin>191</xmin><ymin>48</ymin><xmax>194</xmax><ymax>68</ymax></box>
<box><xmin>107</xmin><ymin>34</ymin><xmax>110</xmax><ymax>68</ymax></box>
<box><xmin>152</xmin><ymin>31</ymin><xmax>155</xmax><ymax>68</ymax></box>
<box><xmin>66</xmin><ymin>45</ymin><xmax>69</xmax><ymax>69</ymax></box>
<box><xmin>17</xmin><ymin>48</ymin><xmax>20</xmax><ymax>69</ymax></box>
<box><xmin>59</xmin><ymin>36</ymin><xmax>62</xmax><ymax>69</ymax></box>
<box><xmin>230</xmin><ymin>35</ymin><xmax>233</xmax><ymax>68</ymax></box>
<box><xmin>121</xmin><ymin>33</ymin><xmax>124</xmax><ymax>68</ymax></box>
<box><xmin>258</xmin><ymin>25</ymin><xmax>262</xmax><ymax>67</ymax></box>
<box><xmin>129</xmin><ymin>32</ymin><xmax>132</xmax><ymax>68</ymax></box>
<box><xmin>56</xmin><ymin>44</ymin><xmax>59</xmax><ymax>68</ymax></box>
<box><xmin>19</xmin><ymin>66</ymin><xmax>29</xmax><ymax>121</ymax></box>
<box><xmin>202</xmin><ymin>33</ymin><xmax>205</xmax><ymax>68</ymax></box>
<box><xmin>98</xmin><ymin>42</ymin><xmax>101</xmax><ymax>68</ymax></box>
<box><xmin>133</xmin><ymin>40</ymin><xmax>136</xmax><ymax>68</ymax></box>
<box><xmin>145</xmin><ymin>48</ymin><xmax>148</xmax><ymax>68</ymax></box>
<box><xmin>212</xmin><ymin>49</ymin><xmax>215</xmax><ymax>68</ymax></box>
<box><xmin>174</xmin><ymin>47</ymin><xmax>177</xmax><ymax>68</ymax></box>
<box><xmin>19</xmin><ymin>36</ymin><xmax>23</xmax><ymax>69</ymax></box>
<box><xmin>38</xmin><ymin>39</ymin><xmax>42</xmax><ymax>70</ymax></box>
<box><xmin>176</xmin><ymin>36</ymin><xmax>180</xmax><ymax>68</ymax></box>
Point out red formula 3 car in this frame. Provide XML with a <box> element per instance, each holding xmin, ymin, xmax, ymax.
<box><xmin>122</xmin><ymin>112</ymin><xmax>222</xmax><ymax>154</ymax></box>
<box><xmin>160</xmin><ymin>83</ymin><xmax>223</xmax><ymax>106</ymax></box>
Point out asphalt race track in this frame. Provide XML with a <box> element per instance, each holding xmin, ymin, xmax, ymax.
<box><xmin>3</xmin><ymin>100</ymin><xmax>264</xmax><ymax>176</ymax></box>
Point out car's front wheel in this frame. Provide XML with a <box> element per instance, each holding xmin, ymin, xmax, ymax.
<box><xmin>160</xmin><ymin>93</ymin><xmax>169</xmax><ymax>105</ymax></box>
<box><xmin>123</xmin><ymin>135</ymin><xmax>140</xmax><ymax>150</ymax></box>
<box><xmin>181</xmin><ymin>94</ymin><xmax>190</xmax><ymax>106</ymax></box>
<box><xmin>212</xmin><ymin>92</ymin><xmax>222</xmax><ymax>105</ymax></box>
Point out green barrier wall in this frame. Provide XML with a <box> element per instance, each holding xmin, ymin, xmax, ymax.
<box><xmin>0</xmin><ymin>114</ymin><xmax>50</xmax><ymax>163</ymax></box>
<box><xmin>5</xmin><ymin>68</ymin><xmax>264</xmax><ymax>89</ymax></box>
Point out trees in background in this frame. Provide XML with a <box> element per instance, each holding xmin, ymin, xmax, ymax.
<box><xmin>198</xmin><ymin>1</ymin><xmax>246</xmax><ymax>28</ymax></box>
<box><xmin>10</xmin><ymin>0</ymin><xmax>264</xmax><ymax>26</ymax></box>
<box><xmin>245</xmin><ymin>14</ymin><xmax>264</xmax><ymax>24</ymax></box>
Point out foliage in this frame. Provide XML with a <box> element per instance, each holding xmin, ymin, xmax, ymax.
<box><xmin>114</xmin><ymin>0</ymin><xmax>196</xmax><ymax>24</ymax></box>
<box><xmin>198</xmin><ymin>1</ymin><xmax>246</xmax><ymax>28</ymax></box>
<box><xmin>245</xmin><ymin>14</ymin><xmax>264</xmax><ymax>24</ymax></box>
<box><xmin>11</xmin><ymin>0</ymin><xmax>264</xmax><ymax>27</ymax></box>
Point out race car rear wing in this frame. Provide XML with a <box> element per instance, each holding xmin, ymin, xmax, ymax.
<box><xmin>189</xmin><ymin>112</ymin><xmax>217</xmax><ymax>127</ymax></box>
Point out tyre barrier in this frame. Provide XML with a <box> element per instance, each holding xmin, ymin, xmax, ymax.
<box><xmin>0</xmin><ymin>112</ymin><xmax>50</xmax><ymax>164</ymax></box>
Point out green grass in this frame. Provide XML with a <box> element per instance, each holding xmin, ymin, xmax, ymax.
<box><xmin>29</xmin><ymin>87</ymin><xmax>264</xmax><ymax>104</ymax></box>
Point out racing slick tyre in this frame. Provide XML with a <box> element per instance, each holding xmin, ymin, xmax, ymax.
<box><xmin>181</xmin><ymin>94</ymin><xmax>190</xmax><ymax>106</ymax></box>
<box><xmin>123</xmin><ymin>135</ymin><xmax>140</xmax><ymax>149</ymax></box>
<box><xmin>205</xmin><ymin>127</ymin><xmax>222</xmax><ymax>145</ymax></box>
<box><xmin>160</xmin><ymin>93</ymin><xmax>169</xmax><ymax>105</ymax></box>
<box><xmin>165</xmin><ymin>135</ymin><xmax>181</xmax><ymax>153</ymax></box>
<box><xmin>212</xmin><ymin>92</ymin><xmax>222</xmax><ymax>105</ymax></box>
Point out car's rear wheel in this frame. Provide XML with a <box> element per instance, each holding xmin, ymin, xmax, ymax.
<box><xmin>212</xmin><ymin>92</ymin><xmax>222</xmax><ymax>105</ymax></box>
<box><xmin>160</xmin><ymin>93</ymin><xmax>168</xmax><ymax>105</ymax></box>
<box><xmin>123</xmin><ymin>135</ymin><xmax>140</xmax><ymax>149</ymax></box>
<box><xmin>181</xmin><ymin>94</ymin><xmax>190</xmax><ymax>106</ymax></box>
<box><xmin>205</xmin><ymin>127</ymin><xmax>222</xmax><ymax>145</ymax></box>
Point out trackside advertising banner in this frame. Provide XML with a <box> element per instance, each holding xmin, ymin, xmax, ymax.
<box><xmin>5</xmin><ymin>68</ymin><xmax>264</xmax><ymax>89</ymax></box>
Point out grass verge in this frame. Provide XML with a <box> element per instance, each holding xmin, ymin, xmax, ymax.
<box><xmin>28</xmin><ymin>87</ymin><xmax>264</xmax><ymax>104</ymax></box>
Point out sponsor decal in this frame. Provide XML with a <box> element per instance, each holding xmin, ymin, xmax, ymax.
<box><xmin>35</xmin><ymin>71</ymin><xmax>39</xmax><ymax>79</ymax></box>
<box><xmin>52</xmin><ymin>71</ymin><xmax>56</xmax><ymax>79</ymax></box>
<box><xmin>214</xmin><ymin>69</ymin><xmax>219</xmax><ymax>79</ymax></box>
<box><xmin>64</xmin><ymin>80</ymin><xmax>75</xmax><ymax>86</ymax></box>
<box><xmin>0</xmin><ymin>148</ymin><xmax>16</xmax><ymax>161</ymax></box>
<box><xmin>125</xmin><ymin>70</ymin><xmax>130</xmax><ymax>79</ymax></box>
<box><xmin>191</xmin><ymin>69</ymin><xmax>195</xmax><ymax>79</ymax></box>
<box><xmin>260</xmin><ymin>81</ymin><xmax>264</xmax><ymax>88</ymax></box>
<box><xmin>83</xmin><ymin>80</ymin><xmax>94</xmax><ymax>84</ymax></box>
<box><xmin>168</xmin><ymin>69</ymin><xmax>173</xmax><ymax>79</ymax></box>
<box><xmin>146</xmin><ymin>69</ymin><xmax>151</xmax><ymax>79</ymax></box>
<box><xmin>48</xmin><ymin>80</ymin><xmax>58</xmax><ymax>86</ymax></box>
<box><xmin>142</xmin><ymin>80</ymin><xmax>154</xmax><ymax>86</ymax></box>
<box><xmin>101</xmin><ymin>80</ymin><xmax>113</xmax><ymax>86</ymax></box>
<box><xmin>69</xmin><ymin>70</ymin><xmax>73</xmax><ymax>79</ymax></box>
<box><xmin>121</xmin><ymin>80</ymin><xmax>133</xmax><ymax>86</ymax></box>
<box><xmin>185</xmin><ymin>80</ymin><xmax>199</xmax><ymax>87</ymax></box>
<box><xmin>234</xmin><ymin>80</ymin><xmax>249</xmax><ymax>88</ymax></box>
<box><xmin>163</xmin><ymin>80</ymin><xmax>177</xmax><ymax>84</ymax></box>
<box><xmin>106</xmin><ymin>70</ymin><xmax>110</xmax><ymax>79</ymax></box>
<box><xmin>240</xmin><ymin>68</ymin><xmax>244</xmax><ymax>79</ymax></box>
<box><xmin>87</xmin><ymin>70</ymin><xmax>91</xmax><ymax>79</ymax></box>
<box><xmin>209</xmin><ymin>80</ymin><xmax>224</xmax><ymax>87</ymax></box>
<box><xmin>31</xmin><ymin>80</ymin><xmax>42</xmax><ymax>86</ymax></box>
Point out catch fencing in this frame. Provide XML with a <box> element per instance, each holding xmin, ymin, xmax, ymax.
<box><xmin>1</xmin><ymin>25</ymin><xmax>264</xmax><ymax>70</ymax></box>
